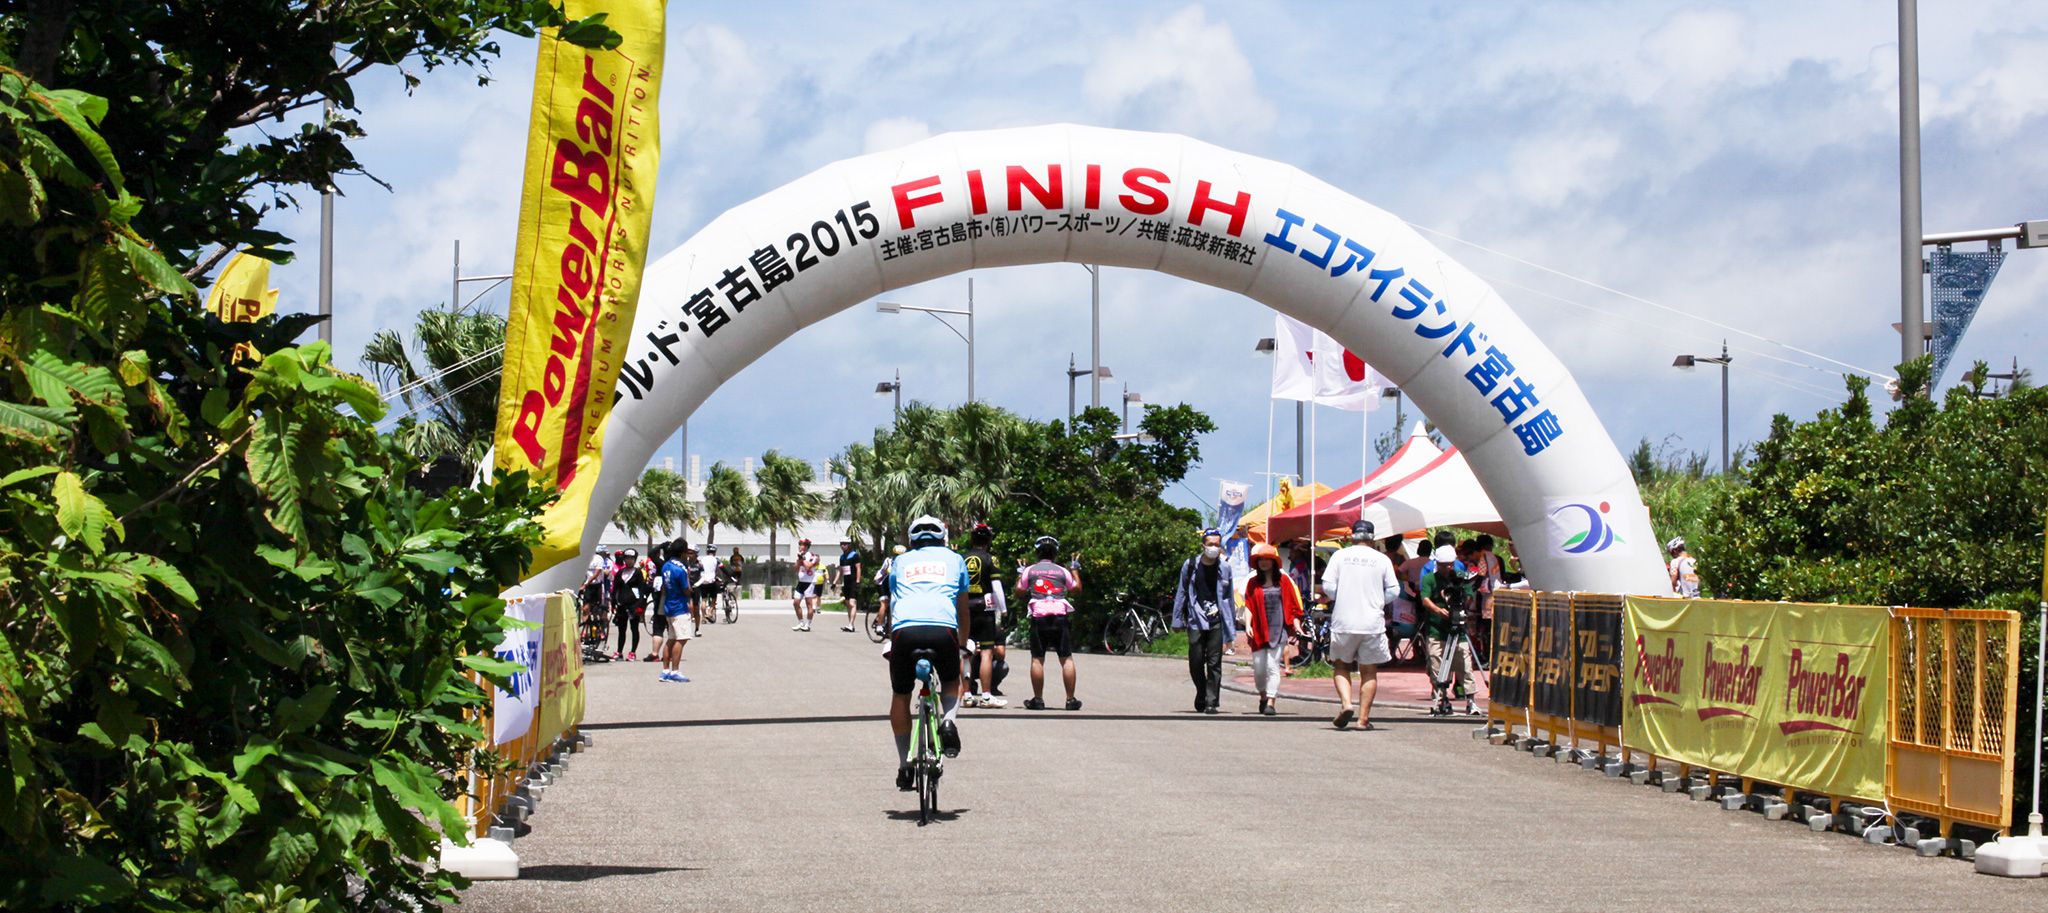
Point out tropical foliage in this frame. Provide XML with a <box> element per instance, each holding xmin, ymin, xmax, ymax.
<box><xmin>362</xmin><ymin>302</ymin><xmax>505</xmax><ymax>474</ymax></box>
<box><xmin>0</xmin><ymin>4</ymin><xmax>614</xmax><ymax>910</ymax></box>
<box><xmin>753</xmin><ymin>450</ymin><xmax>823</xmax><ymax>583</ymax></box>
<box><xmin>613</xmin><ymin>468</ymin><xmax>693</xmax><ymax>553</ymax></box>
<box><xmin>700</xmin><ymin>461</ymin><xmax>755</xmax><ymax>548</ymax></box>
<box><xmin>833</xmin><ymin>401</ymin><xmax>1216</xmax><ymax>635</ymax></box>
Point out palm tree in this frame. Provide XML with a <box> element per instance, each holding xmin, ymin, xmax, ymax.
<box><xmin>614</xmin><ymin>468</ymin><xmax>694</xmax><ymax>554</ymax></box>
<box><xmin>753</xmin><ymin>449</ymin><xmax>824</xmax><ymax>586</ymax></box>
<box><xmin>362</xmin><ymin>302</ymin><xmax>505</xmax><ymax>474</ymax></box>
<box><xmin>701</xmin><ymin>461</ymin><xmax>755</xmax><ymax>547</ymax></box>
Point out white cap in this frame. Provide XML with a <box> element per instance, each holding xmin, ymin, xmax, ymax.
<box><xmin>1433</xmin><ymin>545</ymin><xmax>1458</xmax><ymax>563</ymax></box>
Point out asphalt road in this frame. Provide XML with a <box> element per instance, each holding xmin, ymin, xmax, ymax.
<box><xmin>460</xmin><ymin>615</ymin><xmax>2044</xmax><ymax>913</ymax></box>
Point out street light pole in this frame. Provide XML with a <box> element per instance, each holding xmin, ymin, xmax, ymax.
<box><xmin>1898</xmin><ymin>0</ymin><xmax>1924</xmax><ymax>370</ymax></box>
<box><xmin>1065</xmin><ymin>353</ymin><xmax>1110</xmax><ymax>424</ymax></box>
<box><xmin>877</xmin><ymin>297</ymin><xmax>973</xmax><ymax>403</ymax></box>
<box><xmin>874</xmin><ymin>370</ymin><xmax>901</xmax><ymax>416</ymax></box>
<box><xmin>1672</xmin><ymin>341</ymin><xmax>1733</xmax><ymax>475</ymax></box>
<box><xmin>1081</xmin><ymin>264</ymin><xmax>1101</xmax><ymax>409</ymax></box>
<box><xmin>967</xmin><ymin>279</ymin><xmax>975</xmax><ymax>403</ymax></box>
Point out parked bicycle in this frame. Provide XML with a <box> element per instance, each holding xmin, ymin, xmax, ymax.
<box><xmin>1100</xmin><ymin>592</ymin><xmax>1171</xmax><ymax>655</ymax></box>
<box><xmin>1290</xmin><ymin>606</ymin><xmax>1330</xmax><ymax>668</ymax></box>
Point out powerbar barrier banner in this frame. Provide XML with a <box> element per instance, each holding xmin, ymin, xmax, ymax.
<box><xmin>494</xmin><ymin>0</ymin><xmax>664</xmax><ymax>577</ymax></box>
<box><xmin>537</xmin><ymin>593</ymin><xmax>586</xmax><ymax>746</ymax></box>
<box><xmin>1623</xmin><ymin>597</ymin><xmax>1889</xmax><ymax>801</ymax></box>
<box><xmin>490</xmin><ymin>594</ymin><xmax>550</xmax><ymax>745</ymax></box>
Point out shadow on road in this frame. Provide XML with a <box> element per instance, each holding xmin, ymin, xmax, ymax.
<box><xmin>584</xmin><ymin>710</ymin><xmax>1490</xmax><ymax>731</ymax></box>
<box><xmin>517</xmin><ymin>865</ymin><xmax>698</xmax><ymax>882</ymax></box>
<box><xmin>884</xmin><ymin>807</ymin><xmax>970</xmax><ymax>824</ymax></box>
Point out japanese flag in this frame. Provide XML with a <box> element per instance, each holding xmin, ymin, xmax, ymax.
<box><xmin>1269</xmin><ymin>315</ymin><xmax>1386</xmax><ymax>410</ymax></box>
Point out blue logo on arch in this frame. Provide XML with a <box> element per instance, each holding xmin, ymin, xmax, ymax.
<box><xmin>1549</xmin><ymin>500</ymin><xmax>1624</xmax><ymax>554</ymax></box>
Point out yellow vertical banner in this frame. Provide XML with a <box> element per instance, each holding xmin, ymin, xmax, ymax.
<box><xmin>494</xmin><ymin>0</ymin><xmax>664</xmax><ymax>576</ymax></box>
<box><xmin>537</xmin><ymin>593</ymin><xmax>585</xmax><ymax>746</ymax></box>
<box><xmin>1623</xmin><ymin>597</ymin><xmax>1889</xmax><ymax>801</ymax></box>
<box><xmin>203</xmin><ymin>251</ymin><xmax>280</xmax><ymax>322</ymax></box>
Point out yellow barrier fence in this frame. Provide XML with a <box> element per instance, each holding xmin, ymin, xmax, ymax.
<box><xmin>1889</xmin><ymin>608</ymin><xmax>2020</xmax><ymax>837</ymax></box>
<box><xmin>1486</xmin><ymin>591</ymin><xmax>2021</xmax><ymax>836</ymax></box>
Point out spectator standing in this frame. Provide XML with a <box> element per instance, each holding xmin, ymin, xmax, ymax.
<box><xmin>697</xmin><ymin>545</ymin><xmax>723</xmax><ymax>632</ymax></box>
<box><xmin>792</xmin><ymin>538</ymin><xmax>820</xmax><ymax>631</ymax></box>
<box><xmin>837</xmin><ymin>537</ymin><xmax>863</xmax><ymax>633</ymax></box>
<box><xmin>658</xmin><ymin>541</ymin><xmax>693</xmax><ymax>682</ymax></box>
<box><xmin>961</xmin><ymin>524</ymin><xmax>1009</xmax><ymax>707</ymax></box>
<box><xmin>1667</xmin><ymin>538</ymin><xmax>1701</xmax><ymax>597</ymax></box>
<box><xmin>1170</xmin><ymin>528</ymin><xmax>1236</xmax><ymax>715</ymax></box>
<box><xmin>1317</xmin><ymin>520</ymin><xmax>1401</xmax><ymax>731</ymax></box>
<box><xmin>1017</xmin><ymin>536</ymin><xmax>1083</xmax><ymax>711</ymax></box>
<box><xmin>1244</xmin><ymin>544</ymin><xmax>1305</xmax><ymax>716</ymax></box>
<box><xmin>611</xmin><ymin>547</ymin><xmax>652</xmax><ymax>661</ymax></box>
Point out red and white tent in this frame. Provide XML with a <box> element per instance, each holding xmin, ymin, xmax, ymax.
<box><xmin>1262</xmin><ymin>422</ymin><xmax>1506</xmax><ymax>544</ymax></box>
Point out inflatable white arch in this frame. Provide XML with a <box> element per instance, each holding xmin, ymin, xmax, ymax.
<box><xmin>521</xmin><ymin>125</ymin><xmax>1668</xmax><ymax>596</ymax></box>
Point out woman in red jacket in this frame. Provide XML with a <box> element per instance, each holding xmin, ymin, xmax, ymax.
<box><xmin>1245</xmin><ymin>543</ymin><xmax>1305</xmax><ymax>716</ymax></box>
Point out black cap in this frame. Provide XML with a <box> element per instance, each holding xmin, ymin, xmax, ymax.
<box><xmin>1350</xmin><ymin>520</ymin><xmax>1375</xmax><ymax>538</ymax></box>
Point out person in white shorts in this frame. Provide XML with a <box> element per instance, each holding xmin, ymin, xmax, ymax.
<box><xmin>1317</xmin><ymin>520</ymin><xmax>1401</xmax><ymax>731</ymax></box>
<box><xmin>791</xmin><ymin>538</ymin><xmax>820</xmax><ymax>631</ymax></box>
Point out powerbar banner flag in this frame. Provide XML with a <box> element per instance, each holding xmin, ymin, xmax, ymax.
<box><xmin>490</xmin><ymin>594</ymin><xmax>550</xmax><ymax>745</ymax></box>
<box><xmin>1622</xmin><ymin>597</ymin><xmax>1889</xmax><ymax>801</ymax></box>
<box><xmin>536</xmin><ymin>592</ymin><xmax>586</xmax><ymax>747</ymax></box>
<box><xmin>494</xmin><ymin>0</ymin><xmax>664</xmax><ymax>576</ymax></box>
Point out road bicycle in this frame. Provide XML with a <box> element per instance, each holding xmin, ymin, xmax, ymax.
<box><xmin>717</xmin><ymin>582</ymin><xmax>738</xmax><ymax>624</ymax></box>
<box><xmin>908</xmin><ymin>655</ymin><xmax>944</xmax><ymax>825</ymax></box>
<box><xmin>1101</xmin><ymin>592</ymin><xmax>1171</xmax><ymax>655</ymax></box>
<box><xmin>1290</xmin><ymin>606</ymin><xmax>1330</xmax><ymax>668</ymax></box>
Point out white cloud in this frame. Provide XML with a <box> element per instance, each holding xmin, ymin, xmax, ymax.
<box><xmin>241</xmin><ymin>1</ymin><xmax>2048</xmax><ymax>517</ymax></box>
<box><xmin>862</xmin><ymin>116</ymin><xmax>931</xmax><ymax>153</ymax></box>
<box><xmin>1082</xmin><ymin>5</ymin><xmax>1277</xmax><ymax>143</ymax></box>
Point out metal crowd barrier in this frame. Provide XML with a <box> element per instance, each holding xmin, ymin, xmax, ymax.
<box><xmin>1485</xmin><ymin>591</ymin><xmax>2022</xmax><ymax>839</ymax></box>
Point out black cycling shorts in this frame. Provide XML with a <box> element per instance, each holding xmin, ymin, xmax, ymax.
<box><xmin>649</xmin><ymin>612</ymin><xmax>668</xmax><ymax>636</ymax></box>
<box><xmin>889</xmin><ymin>625</ymin><xmax>961</xmax><ymax>695</ymax></box>
<box><xmin>970</xmin><ymin>609</ymin><xmax>1003</xmax><ymax>647</ymax></box>
<box><xmin>1029</xmin><ymin>614</ymin><xmax>1073</xmax><ymax>659</ymax></box>
<box><xmin>794</xmin><ymin>581</ymin><xmax>817</xmax><ymax>598</ymax></box>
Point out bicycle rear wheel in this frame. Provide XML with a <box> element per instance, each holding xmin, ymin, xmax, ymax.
<box><xmin>1100</xmin><ymin>614</ymin><xmax>1129</xmax><ymax>655</ymax></box>
<box><xmin>721</xmin><ymin>590</ymin><xmax>737</xmax><ymax>623</ymax></box>
<box><xmin>864</xmin><ymin>610</ymin><xmax>887</xmax><ymax>643</ymax></box>
<box><xmin>915</xmin><ymin>701</ymin><xmax>937</xmax><ymax>825</ymax></box>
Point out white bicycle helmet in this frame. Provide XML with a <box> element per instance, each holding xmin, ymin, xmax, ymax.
<box><xmin>1665</xmin><ymin>537</ymin><xmax>1686</xmax><ymax>553</ymax></box>
<box><xmin>908</xmin><ymin>515</ymin><xmax>949</xmax><ymax>546</ymax></box>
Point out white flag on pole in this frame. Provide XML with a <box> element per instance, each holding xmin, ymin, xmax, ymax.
<box><xmin>1269</xmin><ymin>315</ymin><xmax>1386</xmax><ymax>410</ymax></box>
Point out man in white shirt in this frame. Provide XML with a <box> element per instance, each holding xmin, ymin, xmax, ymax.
<box><xmin>1317</xmin><ymin>520</ymin><xmax>1402</xmax><ymax>731</ymax></box>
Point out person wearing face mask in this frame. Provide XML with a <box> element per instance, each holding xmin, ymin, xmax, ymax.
<box><xmin>1170</xmin><ymin>528</ymin><xmax>1237</xmax><ymax>714</ymax></box>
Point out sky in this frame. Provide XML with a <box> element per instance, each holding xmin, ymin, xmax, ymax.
<box><xmin>253</xmin><ymin>1</ymin><xmax>2048</xmax><ymax>515</ymax></box>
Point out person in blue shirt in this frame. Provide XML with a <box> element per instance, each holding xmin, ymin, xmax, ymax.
<box><xmin>659</xmin><ymin>541</ymin><xmax>694</xmax><ymax>683</ymax></box>
<box><xmin>883</xmin><ymin>515</ymin><xmax>972</xmax><ymax>790</ymax></box>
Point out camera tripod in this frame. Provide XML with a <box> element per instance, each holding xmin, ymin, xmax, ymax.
<box><xmin>1427</xmin><ymin>622</ymin><xmax>1479</xmax><ymax>717</ymax></box>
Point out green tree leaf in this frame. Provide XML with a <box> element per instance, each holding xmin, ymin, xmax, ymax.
<box><xmin>52</xmin><ymin>471</ymin><xmax>122</xmax><ymax>553</ymax></box>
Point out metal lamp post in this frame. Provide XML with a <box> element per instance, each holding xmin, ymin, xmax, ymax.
<box><xmin>1121</xmin><ymin>386</ymin><xmax>1143</xmax><ymax>433</ymax></box>
<box><xmin>878</xmin><ymin>281</ymin><xmax>974</xmax><ymax>402</ymax></box>
<box><xmin>874</xmin><ymin>370</ymin><xmax>901</xmax><ymax>416</ymax></box>
<box><xmin>1672</xmin><ymin>341</ymin><xmax>1732</xmax><ymax>474</ymax></box>
<box><xmin>1066</xmin><ymin>354</ymin><xmax>1112</xmax><ymax>422</ymax></box>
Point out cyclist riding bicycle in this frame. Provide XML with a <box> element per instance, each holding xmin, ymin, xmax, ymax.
<box><xmin>883</xmin><ymin>515</ymin><xmax>972</xmax><ymax>791</ymax></box>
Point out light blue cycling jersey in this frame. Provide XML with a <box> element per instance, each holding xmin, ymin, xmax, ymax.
<box><xmin>888</xmin><ymin>545</ymin><xmax>969</xmax><ymax>631</ymax></box>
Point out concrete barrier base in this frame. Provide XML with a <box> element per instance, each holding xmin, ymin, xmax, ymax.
<box><xmin>1974</xmin><ymin>835</ymin><xmax>2048</xmax><ymax>877</ymax></box>
<box><xmin>440</xmin><ymin>837</ymin><xmax>519</xmax><ymax>880</ymax></box>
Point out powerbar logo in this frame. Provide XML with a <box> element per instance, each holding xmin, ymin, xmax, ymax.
<box><xmin>1779</xmin><ymin>648</ymin><xmax>1868</xmax><ymax>734</ymax></box>
<box><xmin>1697</xmin><ymin>639</ymin><xmax>1762</xmax><ymax>720</ymax></box>
<box><xmin>511</xmin><ymin>53</ymin><xmax>629</xmax><ymax>484</ymax></box>
<box><xmin>1630</xmin><ymin>635</ymin><xmax>1682</xmax><ymax>706</ymax></box>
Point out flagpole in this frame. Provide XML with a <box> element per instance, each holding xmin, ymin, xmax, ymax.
<box><xmin>1264</xmin><ymin>395</ymin><xmax>1276</xmax><ymax>508</ymax></box>
<box><xmin>1309</xmin><ymin>395</ymin><xmax>1318</xmax><ymax>549</ymax></box>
